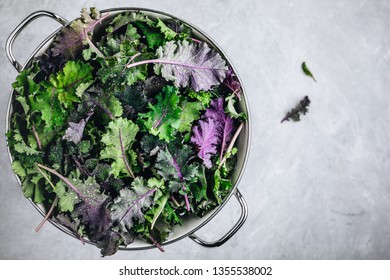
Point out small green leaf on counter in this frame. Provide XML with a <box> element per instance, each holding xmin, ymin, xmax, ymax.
<box><xmin>302</xmin><ymin>62</ymin><xmax>317</xmax><ymax>82</ymax></box>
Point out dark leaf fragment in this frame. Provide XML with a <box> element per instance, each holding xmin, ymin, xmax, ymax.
<box><xmin>281</xmin><ymin>96</ymin><xmax>311</xmax><ymax>123</ymax></box>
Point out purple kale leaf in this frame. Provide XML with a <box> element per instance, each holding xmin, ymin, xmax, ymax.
<box><xmin>126</xmin><ymin>40</ymin><xmax>228</xmax><ymax>92</ymax></box>
<box><xmin>38</xmin><ymin>49</ymin><xmax>66</xmax><ymax>75</ymax></box>
<box><xmin>223</xmin><ymin>68</ymin><xmax>242</xmax><ymax>100</ymax></box>
<box><xmin>36</xmin><ymin>164</ymin><xmax>114</xmax><ymax>251</ymax></box>
<box><xmin>52</xmin><ymin>8</ymin><xmax>109</xmax><ymax>59</ymax></box>
<box><xmin>190</xmin><ymin>119</ymin><xmax>218</xmax><ymax>168</ymax></box>
<box><xmin>96</xmin><ymin>231</ymin><xmax>129</xmax><ymax>257</ymax></box>
<box><xmin>205</xmin><ymin>98</ymin><xmax>234</xmax><ymax>160</ymax></box>
<box><xmin>109</xmin><ymin>177</ymin><xmax>156</xmax><ymax>230</ymax></box>
<box><xmin>62</xmin><ymin>111</ymin><xmax>93</xmax><ymax>144</ymax></box>
<box><xmin>53</xmin><ymin>213</ymin><xmax>84</xmax><ymax>242</ymax></box>
<box><xmin>73</xmin><ymin>177</ymin><xmax>112</xmax><ymax>235</ymax></box>
<box><xmin>62</xmin><ymin>120</ymin><xmax>86</xmax><ymax>144</ymax></box>
<box><xmin>155</xmin><ymin>40</ymin><xmax>227</xmax><ymax>91</ymax></box>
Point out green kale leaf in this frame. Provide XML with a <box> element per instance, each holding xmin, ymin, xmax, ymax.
<box><xmin>139</xmin><ymin>86</ymin><xmax>182</xmax><ymax>142</ymax></box>
<box><xmin>100</xmin><ymin>117</ymin><xmax>139</xmax><ymax>178</ymax></box>
<box><xmin>178</xmin><ymin>101</ymin><xmax>203</xmax><ymax>133</ymax></box>
<box><xmin>134</xmin><ymin>21</ymin><xmax>165</xmax><ymax>49</ymax></box>
<box><xmin>49</xmin><ymin>60</ymin><xmax>94</xmax><ymax>108</ymax></box>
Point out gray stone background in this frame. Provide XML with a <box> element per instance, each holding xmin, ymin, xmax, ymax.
<box><xmin>1</xmin><ymin>0</ymin><xmax>390</xmax><ymax>259</ymax></box>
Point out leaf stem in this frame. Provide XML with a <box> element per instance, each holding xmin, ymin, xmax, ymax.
<box><xmin>182</xmin><ymin>185</ymin><xmax>191</xmax><ymax>212</ymax></box>
<box><xmin>35</xmin><ymin>197</ymin><xmax>59</xmax><ymax>232</ymax></box>
<box><xmin>125</xmin><ymin>52</ymin><xmax>142</xmax><ymax>67</ymax></box>
<box><xmin>32</xmin><ymin>125</ymin><xmax>42</xmax><ymax>150</ymax></box>
<box><xmin>171</xmin><ymin>196</ymin><xmax>180</xmax><ymax>207</ymax></box>
<box><xmin>190</xmin><ymin>37</ymin><xmax>203</xmax><ymax>43</ymax></box>
<box><xmin>36</xmin><ymin>166</ymin><xmax>56</xmax><ymax>190</ymax></box>
<box><xmin>119</xmin><ymin>129</ymin><xmax>135</xmax><ymax>179</ymax></box>
<box><xmin>149</xmin><ymin>235</ymin><xmax>165</xmax><ymax>252</ymax></box>
<box><xmin>171</xmin><ymin>157</ymin><xmax>190</xmax><ymax>211</ymax></box>
<box><xmin>36</xmin><ymin>163</ymin><xmax>84</xmax><ymax>199</ymax></box>
<box><xmin>152</xmin><ymin>109</ymin><xmax>168</xmax><ymax>129</ymax></box>
<box><xmin>218</xmin><ymin>122</ymin><xmax>244</xmax><ymax>169</ymax></box>
<box><xmin>126</xmin><ymin>58</ymin><xmax>226</xmax><ymax>71</ymax></box>
<box><xmin>151</xmin><ymin>195</ymin><xmax>168</xmax><ymax>230</ymax></box>
<box><xmin>86</xmin><ymin>12</ymin><xmax>111</xmax><ymax>33</ymax></box>
<box><xmin>73</xmin><ymin>156</ymin><xmax>92</xmax><ymax>177</ymax></box>
<box><xmin>232</xmin><ymin>88</ymin><xmax>241</xmax><ymax>101</ymax></box>
<box><xmin>84</xmin><ymin>28</ymin><xmax>105</xmax><ymax>58</ymax></box>
<box><xmin>88</xmin><ymin>95</ymin><xmax>114</xmax><ymax>119</ymax></box>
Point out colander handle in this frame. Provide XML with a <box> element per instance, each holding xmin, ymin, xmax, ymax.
<box><xmin>189</xmin><ymin>189</ymin><xmax>248</xmax><ymax>247</ymax></box>
<box><xmin>5</xmin><ymin>10</ymin><xmax>68</xmax><ymax>72</ymax></box>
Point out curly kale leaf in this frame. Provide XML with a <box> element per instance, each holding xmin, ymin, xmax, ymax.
<box><xmin>156</xmin><ymin>18</ymin><xmax>177</xmax><ymax>40</ymax></box>
<box><xmin>223</xmin><ymin>68</ymin><xmax>242</xmax><ymax>100</ymax></box>
<box><xmin>213</xmin><ymin>169</ymin><xmax>233</xmax><ymax>204</ymax></box>
<box><xmin>155</xmin><ymin>144</ymin><xmax>198</xmax><ymax>188</ymax></box>
<box><xmin>86</xmin><ymin>87</ymin><xmax>123</xmax><ymax>119</ymax></box>
<box><xmin>155</xmin><ymin>144</ymin><xmax>199</xmax><ymax>211</ymax></box>
<box><xmin>51</xmin><ymin>7</ymin><xmax>108</xmax><ymax>59</ymax></box>
<box><xmin>187</xmin><ymin>89</ymin><xmax>213</xmax><ymax>107</ymax></box>
<box><xmin>178</xmin><ymin>101</ymin><xmax>203</xmax><ymax>133</ymax></box>
<box><xmin>10</xmin><ymin>129</ymin><xmax>41</xmax><ymax>157</ymax></box>
<box><xmin>21</xmin><ymin>60</ymin><xmax>94</xmax><ymax>135</ymax></box>
<box><xmin>38</xmin><ymin>49</ymin><xmax>66</xmax><ymax>75</ymax></box>
<box><xmin>100</xmin><ymin>118</ymin><xmax>139</xmax><ymax>178</ymax></box>
<box><xmin>109</xmin><ymin>177</ymin><xmax>157</xmax><ymax>230</ymax></box>
<box><xmin>165</xmin><ymin>18</ymin><xmax>192</xmax><ymax>40</ymax></box>
<box><xmin>140</xmin><ymin>134</ymin><xmax>166</xmax><ymax>157</ymax></box>
<box><xmin>97</xmin><ymin>54</ymin><xmax>149</xmax><ymax>90</ymax></box>
<box><xmin>139</xmin><ymin>86</ymin><xmax>182</xmax><ymax>142</ymax></box>
<box><xmin>281</xmin><ymin>96</ymin><xmax>311</xmax><ymax>123</ymax></box>
<box><xmin>54</xmin><ymin>180</ymin><xmax>79</xmax><ymax>213</ymax></box>
<box><xmin>49</xmin><ymin>60</ymin><xmax>94</xmax><ymax>109</ymax></box>
<box><xmin>153</xmin><ymin>40</ymin><xmax>228</xmax><ymax>91</ymax></box>
<box><xmin>73</xmin><ymin>176</ymin><xmax>112</xmax><ymax>234</ymax></box>
<box><xmin>11</xmin><ymin>160</ymin><xmax>45</xmax><ymax>204</ymax></box>
<box><xmin>189</xmin><ymin>165</ymin><xmax>208</xmax><ymax>204</ymax></box>
<box><xmin>134</xmin><ymin>21</ymin><xmax>165</xmax><ymax>49</ymax></box>
<box><xmin>53</xmin><ymin>213</ymin><xmax>84</xmax><ymax>241</ymax></box>
<box><xmin>205</xmin><ymin>98</ymin><xmax>234</xmax><ymax>160</ymax></box>
<box><xmin>190</xmin><ymin>118</ymin><xmax>219</xmax><ymax>168</ymax></box>
<box><xmin>37</xmin><ymin>164</ymin><xmax>112</xmax><ymax>237</ymax></box>
<box><xmin>105</xmin><ymin>11</ymin><xmax>152</xmax><ymax>35</ymax></box>
<box><xmin>115</xmin><ymin>83</ymin><xmax>149</xmax><ymax>119</ymax></box>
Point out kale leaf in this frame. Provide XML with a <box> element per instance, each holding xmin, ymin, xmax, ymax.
<box><xmin>281</xmin><ymin>96</ymin><xmax>311</xmax><ymax>123</ymax></box>
<box><xmin>109</xmin><ymin>177</ymin><xmax>157</xmax><ymax>230</ymax></box>
<box><xmin>154</xmin><ymin>41</ymin><xmax>228</xmax><ymax>91</ymax></box>
<box><xmin>191</xmin><ymin>118</ymin><xmax>219</xmax><ymax>168</ymax></box>
<box><xmin>100</xmin><ymin>118</ymin><xmax>139</xmax><ymax>178</ymax></box>
<box><xmin>139</xmin><ymin>86</ymin><xmax>182</xmax><ymax>142</ymax></box>
<box><xmin>51</xmin><ymin>8</ymin><xmax>108</xmax><ymax>59</ymax></box>
<box><xmin>205</xmin><ymin>98</ymin><xmax>235</xmax><ymax>160</ymax></box>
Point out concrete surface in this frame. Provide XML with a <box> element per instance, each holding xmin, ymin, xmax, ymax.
<box><xmin>1</xmin><ymin>0</ymin><xmax>390</xmax><ymax>259</ymax></box>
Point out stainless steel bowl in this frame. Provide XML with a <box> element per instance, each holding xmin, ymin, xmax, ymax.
<box><xmin>5</xmin><ymin>8</ymin><xmax>251</xmax><ymax>251</ymax></box>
